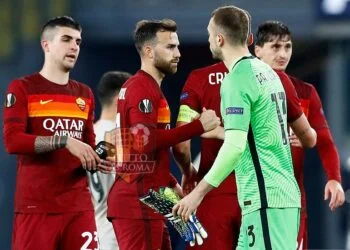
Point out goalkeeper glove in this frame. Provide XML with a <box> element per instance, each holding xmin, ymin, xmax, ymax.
<box><xmin>140</xmin><ymin>187</ymin><xmax>208</xmax><ymax>246</ymax></box>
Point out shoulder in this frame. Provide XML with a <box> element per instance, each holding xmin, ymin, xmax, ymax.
<box><xmin>6</xmin><ymin>74</ymin><xmax>39</xmax><ymax>94</ymax></box>
<box><xmin>190</xmin><ymin>62</ymin><xmax>227</xmax><ymax>76</ymax></box>
<box><xmin>69</xmin><ymin>79</ymin><xmax>92</xmax><ymax>91</ymax></box>
<box><xmin>287</xmin><ymin>74</ymin><xmax>314</xmax><ymax>97</ymax></box>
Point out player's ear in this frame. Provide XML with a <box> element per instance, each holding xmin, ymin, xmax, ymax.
<box><xmin>216</xmin><ymin>34</ymin><xmax>224</xmax><ymax>47</ymax></box>
<box><xmin>254</xmin><ymin>45</ymin><xmax>261</xmax><ymax>57</ymax></box>
<box><xmin>144</xmin><ymin>45</ymin><xmax>153</xmax><ymax>59</ymax></box>
<box><xmin>247</xmin><ymin>33</ymin><xmax>254</xmax><ymax>46</ymax></box>
<box><xmin>41</xmin><ymin>40</ymin><xmax>50</xmax><ymax>53</ymax></box>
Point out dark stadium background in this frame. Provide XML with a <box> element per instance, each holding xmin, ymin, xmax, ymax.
<box><xmin>0</xmin><ymin>0</ymin><xmax>349</xmax><ymax>249</ymax></box>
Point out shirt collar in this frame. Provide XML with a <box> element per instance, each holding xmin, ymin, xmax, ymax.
<box><xmin>228</xmin><ymin>53</ymin><xmax>252</xmax><ymax>72</ymax></box>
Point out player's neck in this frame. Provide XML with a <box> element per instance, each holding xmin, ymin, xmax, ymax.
<box><xmin>40</xmin><ymin>63</ymin><xmax>70</xmax><ymax>85</ymax></box>
<box><xmin>223</xmin><ymin>46</ymin><xmax>250</xmax><ymax>70</ymax></box>
<box><xmin>100</xmin><ymin>107</ymin><xmax>116</xmax><ymax>122</ymax></box>
<box><xmin>141</xmin><ymin>62</ymin><xmax>164</xmax><ymax>86</ymax></box>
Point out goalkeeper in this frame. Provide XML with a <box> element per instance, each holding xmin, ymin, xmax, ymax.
<box><xmin>173</xmin><ymin>6</ymin><xmax>309</xmax><ymax>250</ymax></box>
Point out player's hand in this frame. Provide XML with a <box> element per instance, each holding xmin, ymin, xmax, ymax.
<box><xmin>324</xmin><ymin>180</ymin><xmax>345</xmax><ymax>211</ymax></box>
<box><xmin>199</xmin><ymin>107</ymin><xmax>220</xmax><ymax>132</ymax></box>
<box><xmin>181</xmin><ymin>165</ymin><xmax>197</xmax><ymax>195</ymax></box>
<box><xmin>172</xmin><ymin>190</ymin><xmax>204</xmax><ymax>222</ymax></box>
<box><xmin>66</xmin><ymin>137</ymin><xmax>100</xmax><ymax>171</ymax></box>
<box><xmin>201</xmin><ymin>126</ymin><xmax>224</xmax><ymax>140</ymax></box>
<box><xmin>93</xmin><ymin>141</ymin><xmax>116</xmax><ymax>174</ymax></box>
<box><xmin>289</xmin><ymin>133</ymin><xmax>303</xmax><ymax>147</ymax></box>
<box><xmin>96</xmin><ymin>159</ymin><xmax>115</xmax><ymax>174</ymax></box>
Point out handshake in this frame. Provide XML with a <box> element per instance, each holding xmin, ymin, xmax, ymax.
<box><xmin>140</xmin><ymin>187</ymin><xmax>208</xmax><ymax>247</ymax></box>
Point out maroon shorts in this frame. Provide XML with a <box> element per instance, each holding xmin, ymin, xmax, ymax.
<box><xmin>297</xmin><ymin>210</ymin><xmax>308</xmax><ymax>250</ymax></box>
<box><xmin>111</xmin><ymin>218</ymin><xmax>171</xmax><ymax>250</ymax></box>
<box><xmin>186</xmin><ymin>194</ymin><xmax>241</xmax><ymax>250</ymax></box>
<box><xmin>12</xmin><ymin>211</ymin><xmax>98</xmax><ymax>250</ymax></box>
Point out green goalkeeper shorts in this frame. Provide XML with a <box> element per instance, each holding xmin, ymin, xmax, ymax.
<box><xmin>237</xmin><ymin>208</ymin><xmax>300</xmax><ymax>250</ymax></box>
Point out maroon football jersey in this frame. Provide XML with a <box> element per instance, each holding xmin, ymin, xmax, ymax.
<box><xmin>107</xmin><ymin>70</ymin><xmax>172</xmax><ymax>219</ymax></box>
<box><xmin>275</xmin><ymin>70</ymin><xmax>303</xmax><ymax>123</ymax></box>
<box><xmin>288</xmin><ymin>75</ymin><xmax>341</xmax><ymax>209</ymax></box>
<box><xmin>3</xmin><ymin>73</ymin><xmax>95</xmax><ymax>213</ymax></box>
<box><xmin>179</xmin><ymin>62</ymin><xmax>236</xmax><ymax>196</ymax></box>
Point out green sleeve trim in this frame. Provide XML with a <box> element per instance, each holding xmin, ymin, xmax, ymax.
<box><xmin>204</xmin><ymin>130</ymin><xmax>247</xmax><ymax>187</ymax></box>
<box><xmin>177</xmin><ymin>105</ymin><xmax>199</xmax><ymax>123</ymax></box>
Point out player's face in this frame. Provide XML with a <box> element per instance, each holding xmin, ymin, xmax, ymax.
<box><xmin>46</xmin><ymin>27</ymin><xmax>82</xmax><ymax>72</ymax></box>
<box><xmin>207</xmin><ymin>18</ymin><xmax>223</xmax><ymax>61</ymax></box>
<box><xmin>153</xmin><ymin>31</ymin><xmax>181</xmax><ymax>75</ymax></box>
<box><xmin>255</xmin><ymin>36</ymin><xmax>292</xmax><ymax>71</ymax></box>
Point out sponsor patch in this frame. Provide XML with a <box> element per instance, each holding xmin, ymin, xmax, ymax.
<box><xmin>180</xmin><ymin>92</ymin><xmax>189</xmax><ymax>100</ymax></box>
<box><xmin>4</xmin><ymin>93</ymin><xmax>16</xmax><ymax>107</ymax></box>
<box><xmin>226</xmin><ymin>107</ymin><xmax>243</xmax><ymax>115</ymax></box>
<box><xmin>139</xmin><ymin>99</ymin><xmax>152</xmax><ymax>113</ymax></box>
<box><xmin>76</xmin><ymin>97</ymin><xmax>86</xmax><ymax>111</ymax></box>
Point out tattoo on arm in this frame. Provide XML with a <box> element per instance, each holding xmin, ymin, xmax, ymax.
<box><xmin>34</xmin><ymin>136</ymin><xmax>68</xmax><ymax>153</ymax></box>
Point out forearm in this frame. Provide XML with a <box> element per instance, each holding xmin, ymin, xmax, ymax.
<box><xmin>141</xmin><ymin>119</ymin><xmax>204</xmax><ymax>153</ymax></box>
<box><xmin>290</xmin><ymin>113</ymin><xmax>317</xmax><ymax>148</ymax></box>
<box><xmin>204</xmin><ymin>130</ymin><xmax>246</xmax><ymax>187</ymax></box>
<box><xmin>4</xmin><ymin>129</ymin><xmax>67</xmax><ymax>154</ymax></box>
<box><xmin>34</xmin><ymin>136</ymin><xmax>68</xmax><ymax>153</ymax></box>
<box><xmin>173</xmin><ymin>141</ymin><xmax>192</xmax><ymax>174</ymax></box>
<box><xmin>317</xmin><ymin>129</ymin><xmax>342</xmax><ymax>182</ymax></box>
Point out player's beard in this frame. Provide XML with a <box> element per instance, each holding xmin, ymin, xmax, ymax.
<box><xmin>154</xmin><ymin>55</ymin><xmax>178</xmax><ymax>75</ymax></box>
<box><xmin>210</xmin><ymin>45</ymin><xmax>223</xmax><ymax>61</ymax></box>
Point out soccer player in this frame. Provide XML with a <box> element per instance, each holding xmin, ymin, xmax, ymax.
<box><xmin>173</xmin><ymin>6</ymin><xmax>303</xmax><ymax>249</ymax></box>
<box><xmin>254</xmin><ymin>20</ymin><xmax>345</xmax><ymax>249</ymax></box>
<box><xmin>88</xmin><ymin>71</ymin><xmax>131</xmax><ymax>250</ymax></box>
<box><xmin>173</xmin><ymin>12</ymin><xmax>317</xmax><ymax>250</ymax></box>
<box><xmin>3</xmin><ymin>16</ymin><xmax>108</xmax><ymax>250</ymax></box>
<box><xmin>106</xmin><ymin>19</ymin><xmax>220</xmax><ymax>250</ymax></box>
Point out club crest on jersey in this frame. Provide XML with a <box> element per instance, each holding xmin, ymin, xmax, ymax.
<box><xmin>139</xmin><ymin>99</ymin><xmax>152</xmax><ymax>114</ymax></box>
<box><xmin>76</xmin><ymin>97</ymin><xmax>86</xmax><ymax>111</ymax></box>
<box><xmin>226</xmin><ymin>107</ymin><xmax>244</xmax><ymax>115</ymax></box>
<box><xmin>4</xmin><ymin>93</ymin><xmax>16</xmax><ymax>108</ymax></box>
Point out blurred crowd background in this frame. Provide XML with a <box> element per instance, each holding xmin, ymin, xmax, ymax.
<box><xmin>1</xmin><ymin>0</ymin><xmax>350</xmax><ymax>249</ymax></box>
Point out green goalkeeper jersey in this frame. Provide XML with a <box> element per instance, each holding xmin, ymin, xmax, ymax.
<box><xmin>221</xmin><ymin>55</ymin><xmax>301</xmax><ymax>215</ymax></box>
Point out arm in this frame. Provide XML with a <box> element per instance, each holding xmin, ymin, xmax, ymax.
<box><xmin>173</xmin><ymin>130</ymin><xmax>247</xmax><ymax>220</ymax></box>
<box><xmin>277</xmin><ymin>71</ymin><xmax>317</xmax><ymax>148</ymax></box>
<box><xmin>173</xmin><ymin>72</ymin><xmax>202</xmax><ymax>175</ymax></box>
<box><xmin>173</xmin><ymin>104</ymin><xmax>199</xmax><ymax>174</ymax></box>
<box><xmin>3</xmin><ymin>79</ymin><xmax>41</xmax><ymax>154</ymax></box>
<box><xmin>138</xmin><ymin>111</ymin><xmax>219</xmax><ymax>154</ymax></box>
<box><xmin>289</xmin><ymin>113</ymin><xmax>317</xmax><ymax>148</ymax></box>
<box><xmin>173</xmin><ymin>119</ymin><xmax>198</xmax><ymax>195</ymax></box>
<box><xmin>308</xmin><ymin>86</ymin><xmax>344</xmax><ymax>210</ymax></box>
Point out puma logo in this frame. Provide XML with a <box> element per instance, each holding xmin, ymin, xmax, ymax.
<box><xmin>40</xmin><ymin>99</ymin><xmax>53</xmax><ymax>105</ymax></box>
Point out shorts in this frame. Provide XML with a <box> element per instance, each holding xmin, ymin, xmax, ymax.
<box><xmin>12</xmin><ymin>211</ymin><xmax>98</xmax><ymax>250</ymax></box>
<box><xmin>111</xmin><ymin>218</ymin><xmax>171</xmax><ymax>250</ymax></box>
<box><xmin>297</xmin><ymin>209</ymin><xmax>308</xmax><ymax>250</ymax></box>
<box><xmin>186</xmin><ymin>194</ymin><xmax>241</xmax><ymax>250</ymax></box>
<box><xmin>237</xmin><ymin>208</ymin><xmax>300</xmax><ymax>250</ymax></box>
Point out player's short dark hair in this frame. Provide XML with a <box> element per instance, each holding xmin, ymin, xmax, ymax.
<box><xmin>41</xmin><ymin>16</ymin><xmax>82</xmax><ymax>39</ymax></box>
<box><xmin>211</xmin><ymin>6</ymin><xmax>250</xmax><ymax>46</ymax></box>
<box><xmin>97</xmin><ymin>71</ymin><xmax>131</xmax><ymax>107</ymax></box>
<box><xmin>134</xmin><ymin>19</ymin><xmax>177</xmax><ymax>54</ymax></box>
<box><xmin>255</xmin><ymin>21</ymin><xmax>291</xmax><ymax>46</ymax></box>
